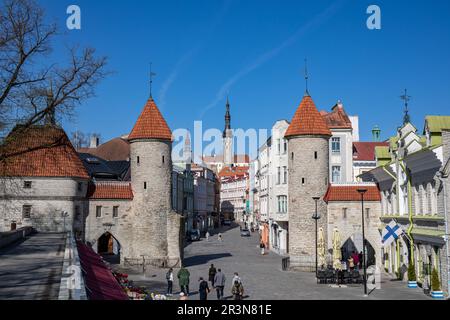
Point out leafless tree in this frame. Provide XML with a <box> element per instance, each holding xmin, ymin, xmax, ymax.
<box><xmin>70</xmin><ymin>130</ymin><xmax>89</xmax><ymax>150</ymax></box>
<box><xmin>0</xmin><ymin>0</ymin><xmax>108</xmax><ymax>141</ymax></box>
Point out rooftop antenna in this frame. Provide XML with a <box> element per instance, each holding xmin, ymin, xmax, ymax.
<box><xmin>304</xmin><ymin>58</ymin><xmax>310</xmax><ymax>96</ymax></box>
<box><xmin>400</xmin><ymin>89</ymin><xmax>411</xmax><ymax>125</ymax></box>
<box><xmin>149</xmin><ymin>62</ymin><xmax>157</xmax><ymax>99</ymax></box>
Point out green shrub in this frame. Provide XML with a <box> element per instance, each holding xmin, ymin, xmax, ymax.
<box><xmin>431</xmin><ymin>268</ymin><xmax>441</xmax><ymax>291</ymax></box>
<box><xmin>407</xmin><ymin>263</ymin><xmax>416</xmax><ymax>281</ymax></box>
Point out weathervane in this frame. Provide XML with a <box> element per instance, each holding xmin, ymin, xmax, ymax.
<box><xmin>400</xmin><ymin>89</ymin><xmax>411</xmax><ymax>125</ymax></box>
<box><xmin>149</xmin><ymin>62</ymin><xmax>157</xmax><ymax>99</ymax></box>
<box><xmin>304</xmin><ymin>58</ymin><xmax>309</xmax><ymax>96</ymax></box>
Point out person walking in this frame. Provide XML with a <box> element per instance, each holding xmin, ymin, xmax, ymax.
<box><xmin>231</xmin><ymin>280</ymin><xmax>244</xmax><ymax>300</ymax></box>
<box><xmin>348</xmin><ymin>256</ymin><xmax>355</xmax><ymax>271</ymax></box>
<box><xmin>351</xmin><ymin>251</ymin><xmax>359</xmax><ymax>270</ymax></box>
<box><xmin>198</xmin><ymin>277</ymin><xmax>210</xmax><ymax>301</ymax></box>
<box><xmin>166</xmin><ymin>268</ymin><xmax>174</xmax><ymax>296</ymax></box>
<box><xmin>177</xmin><ymin>266</ymin><xmax>190</xmax><ymax>295</ymax></box>
<box><xmin>260</xmin><ymin>242</ymin><xmax>266</xmax><ymax>255</ymax></box>
<box><xmin>206</xmin><ymin>231</ymin><xmax>210</xmax><ymax>241</ymax></box>
<box><xmin>214</xmin><ymin>269</ymin><xmax>226</xmax><ymax>300</ymax></box>
<box><xmin>218</xmin><ymin>233</ymin><xmax>223</xmax><ymax>242</ymax></box>
<box><xmin>358</xmin><ymin>251</ymin><xmax>363</xmax><ymax>269</ymax></box>
<box><xmin>232</xmin><ymin>272</ymin><xmax>241</xmax><ymax>285</ymax></box>
<box><xmin>208</xmin><ymin>264</ymin><xmax>217</xmax><ymax>287</ymax></box>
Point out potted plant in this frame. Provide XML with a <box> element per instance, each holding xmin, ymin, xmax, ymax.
<box><xmin>430</xmin><ymin>267</ymin><xmax>444</xmax><ymax>299</ymax></box>
<box><xmin>407</xmin><ymin>263</ymin><xmax>418</xmax><ymax>288</ymax></box>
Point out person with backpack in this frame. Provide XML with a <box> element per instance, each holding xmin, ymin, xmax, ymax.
<box><xmin>166</xmin><ymin>268</ymin><xmax>174</xmax><ymax>296</ymax></box>
<box><xmin>231</xmin><ymin>279</ymin><xmax>244</xmax><ymax>300</ymax></box>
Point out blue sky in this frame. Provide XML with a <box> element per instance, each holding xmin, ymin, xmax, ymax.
<box><xmin>39</xmin><ymin>0</ymin><xmax>450</xmax><ymax>151</ymax></box>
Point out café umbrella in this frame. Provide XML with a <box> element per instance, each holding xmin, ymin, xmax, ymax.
<box><xmin>332</xmin><ymin>227</ymin><xmax>342</xmax><ymax>270</ymax></box>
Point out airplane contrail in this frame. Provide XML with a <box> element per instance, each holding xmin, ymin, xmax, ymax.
<box><xmin>199</xmin><ymin>0</ymin><xmax>347</xmax><ymax>118</ymax></box>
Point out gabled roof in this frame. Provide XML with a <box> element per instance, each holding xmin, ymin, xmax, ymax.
<box><xmin>0</xmin><ymin>125</ymin><xmax>89</xmax><ymax>179</ymax></box>
<box><xmin>321</xmin><ymin>104</ymin><xmax>353</xmax><ymax>130</ymax></box>
<box><xmin>285</xmin><ymin>95</ymin><xmax>332</xmax><ymax>138</ymax></box>
<box><xmin>323</xmin><ymin>184</ymin><xmax>381</xmax><ymax>202</ymax></box>
<box><xmin>128</xmin><ymin>98</ymin><xmax>172</xmax><ymax>141</ymax></box>
<box><xmin>353</xmin><ymin>142</ymin><xmax>389</xmax><ymax>161</ymax></box>
<box><xmin>79</xmin><ymin>137</ymin><xmax>130</xmax><ymax>161</ymax></box>
<box><xmin>424</xmin><ymin>116</ymin><xmax>450</xmax><ymax>134</ymax></box>
<box><xmin>87</xmin><ymin>182</ymin><xmax>133</xmax><ymax>200</ymax></box>
<box><xmin>218</xmin><ymin>166</ymin><xmax>249</xmax><ymax>178</ymax></box>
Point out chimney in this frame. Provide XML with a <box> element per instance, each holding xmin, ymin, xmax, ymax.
<box><xmin>90</xmin><ymin>135</ymin><xmax>100</xmax><ymax>148</ymax></box>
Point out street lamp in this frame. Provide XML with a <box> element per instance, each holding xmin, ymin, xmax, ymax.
<box><xmin>312</xmin><ymin>197</ymin><xmax>321</xmax><ymax>277</ymax></box>
<box><xmin>357</xmin><ymin>188</ymin><xmax>368</xmax><ymax>296</ymax></box>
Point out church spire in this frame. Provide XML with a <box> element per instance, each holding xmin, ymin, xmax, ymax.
<box><xmin>304</xmin><ymin>58</ymin><xmax>310</xmax><ymax>97</ymax></box>
<box><xmin>224</xmin><ymin>96</ymin><xmax>231</xmax><ymax>136</ymax></box>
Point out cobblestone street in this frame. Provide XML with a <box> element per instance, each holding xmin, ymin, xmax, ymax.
<box><xmin>117</xmin><ymin>225</ymin><xmax>430</xmax><ymax>300</ymax></box>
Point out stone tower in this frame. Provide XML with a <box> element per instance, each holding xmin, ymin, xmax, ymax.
<box><xmin>127</xmin><ymin>97</ymin><xmax>183</xmax><ymax>267</ymax></box>
<box><xmin>223</xmin><ymin>97</ymin><xmax>233</xmax><ymax>166</ymax></box>
<box><xmin>284</xmin><ymin>93</ymin><xmax>331</xmax><ymax>271</ymax></box>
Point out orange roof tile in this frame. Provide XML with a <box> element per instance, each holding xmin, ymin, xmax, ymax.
<box><xmin>128</xmin><ymin>98</ymin><xmax>172</xmax><ymax>141</ymax></box>
<box><xmin>285</xmin><ymin>95</ymin><xmax>332</xmax><ymax>138</ymax></box>
<box><xmin>321</xmin><ymin>105</ymin><xmax>352</xmax><ymax>129</ymax></box>
<box><xmin>218</xmin><ymin>166</ymin><xmax>249</xmax><ymax>178</ymax></box>
<box><xmin>323</xmin><ymin>184</ymin><xmax>381</xmax><ymax>202</ymax></box>
<box><xmin>0</xmin><ymin>125</ymin><xmax>89</xmax><ymax>179</ymax></box>
<box><xmin>87</xmin><ymin>182</ymin><xmax>133</xmax><ymax>200</ymax></box>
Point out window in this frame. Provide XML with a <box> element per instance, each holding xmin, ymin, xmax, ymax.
<box><xmin>277</xmin><ymin>139</ymin><xmax>281</xmax><ymax>155</ymax></box>
<box><xmin>113</xmin><ymin>206</ymin><xmax>119</xmax><ymax>218</ymax></box>
<box><xmin>283</xmin><ymin>167</ymin><xmax>287</xmax><ymax>184</ymax></box>
<box><xmin>332</xmin><ymin>166</ymin><xmax>341</xmax><ymax>183</ymax></box>
<box><xmin>283</xmin><ymin>139</ymin><xmax>287</xmax><ymax>154</ymax></box>
<box><xmin>137</xmin><ymin>156</ymin><xmax>140</xmax><ymax>164</ymax></box>
<box><xmin>23</xmin><ymin>181</ymin><xmax>32</xmax><ymax>189</ymax></box>
<box><xmin>366</xmin><ymin>208</ymin><xmax>370</xmax><ymax>219</ymax></box>
<box><xmin>144</xmin><ymin>182</ymin><xmax>147</xmax><ymax>190</ymax></box>
<box><xmin>314</xmin><ymin>151</ymin><xmax>318</xmax><ymax>160</ymax></box>
<box><xmin>291</xmin><ymin>152</ymin><xmax>294</xmax><ymax>161</ymax></box>
<box><xmin>96</xmin><ymin>206</ymin><xmax>102</xmax><ymax>218</ymax></box>
<box><xmin>277</xmin><ymin>196</ymin><xmax>288</xmax><ymax>213</ymax></box>
<box><xmin>277</xmin><ymin>167</ymin><xmax>281</xmax><ymax>185</ymax></box>
<box><xmin>77</xmin><ymin>182</ymin><xmax>83</xmax><ymax>192</ymax></box>
<box><xmin>22</xmin><ymin>205</ymin><xmax>32</xmax><ymax>218</ymax></box>
<box><xmin>302</xmin><ymin>178</ymin><xmax>305</xmax><ymax>185</ymax></box>
<box><xmin>162</xmin><ymin>155</ymin><xmax>165</xmax><ymax>164</ymax></box>
<box><xmin>343</xmin><ymin>208</ymin><xmax>347</xmax><ymax>219</ymax></box>
<box><xmin>332</xmin><ymin>137</ymin><xmax>341</xmax><ymax>154</ymax></box>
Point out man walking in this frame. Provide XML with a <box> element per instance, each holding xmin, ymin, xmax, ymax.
<box><xmin>198</xmin><ymin>277</ymin><xmax>210</xmax><ymax>301</ymax></box>
<box><xmin>177</xmin><ymin>266</ymin><xmax>190</xmax><ymax>295</ymax></box>
<box><xmin>208</xmin><ymin>264</ymin><xmax>217</xmax><ymax>287</ymax></box>
<box><xmin>214</xmin><ymin>268</ymin><xmax>226</xmax><ymax>300</ymax></box>
<box><xmin>166</xmin><ymin>268</ymin><xmax>174</xmax><ymax>296</ymax></box>
<box><xmin>260</xmin><ymin>242</ymin><xmax>266</xmax><ymax>255</ymax></box>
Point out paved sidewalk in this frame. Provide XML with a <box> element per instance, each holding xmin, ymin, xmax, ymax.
<box><xmin>0</xmin><ymin>233</ymin><xmax>66</xmax><ymax>300</ymax></box>
<box><xmin>115</xmin><ymin>225</ymin><xmax>429</xmax><ymax>300</ymax></box>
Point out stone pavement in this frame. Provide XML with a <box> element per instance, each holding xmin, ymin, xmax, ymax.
<box><xmin>115</xmin><ymin>225</ymin><xmax>430</xmax><ymax>300</ymax></box>
<box><xmin>0</xmin><ymin>232</ymin><xmax>66</xmax><ymax>300</ymax></box>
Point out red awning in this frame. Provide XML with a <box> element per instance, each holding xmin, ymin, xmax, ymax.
<box><xmin>77</xmin><ymin>242</ymin><xmax>129</xmax><ymax>300</ymax></box>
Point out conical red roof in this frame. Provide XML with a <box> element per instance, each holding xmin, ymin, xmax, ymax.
<box><xmin>285</xmin><ymin>95</ymin><xmax>332</xmax><ymax>138</ymax></box>
<box><xmin>128</xmin><ymin>98</ymin><xmax>172</xmax><ymax>141</ymax></box>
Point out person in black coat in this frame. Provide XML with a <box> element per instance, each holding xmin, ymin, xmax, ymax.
<box><xmin>198</xmin><ymin>277</ymin><xmax>210</xmax><ymax>300</ymax></box>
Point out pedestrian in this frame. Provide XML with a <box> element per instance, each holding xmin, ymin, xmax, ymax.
<box><xmin>218</xmin><ymin>233</ymin><xmax>223</xmax><ymax>242</ymax></box>
<box><xmin>358</xmin><ymin>251</ymin><xmax>363</xmax><ymax>269</ymax></box>
<box><xmin>166</xmin><ymin>268</ymin><xmax>174</xmax><ymax>296</ymax></box>
<box><xmin>231</xmin><ymin>280</ymin><xmax>244</xmax><ymax>300</ymax></box>
<box><xmin>198</xmin><ymin>277</ymin><xmax>210</xmax><ymax>301</ymax></box>
<box><xmin>179</xmin><ymin>292</ymin><xmax>188</xmax><ymax>300</ymax></box>
<box><xmin>177</xmin><ymin>266</ymin><xmax>190</xmax><ymax>295</ymax></box>
<box><xmin>260</xmin><ymin>242</ymin><xmax>266</xmax><ymax>255</ymax></box>
<box><xmin>208</xmin><ymin>264</ymin><xmax>217</xmax><ymax>287</ymax></box>
<box><xmin>232</xmin><ymin>272</ymin><xmax>241</xmax><ymax>285</ymax></box>
<box><xmin>206</xmin><ymin>231</ymin><xmax>210</xmax><ymax>241</ymax></box>
<box><xmin>351</xmin><ymin>251</ymin><xmax>359</xmax><ymax>270</ymax></box>
<box><xmin>348</xmin><ymin>256</ymin><xmax>355</xmax><ymax>271</ymax></box>
<box><xmin>214</xmin><ymin>268</ymin><xmax>226</xmax><ymax>300</ymax></box>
